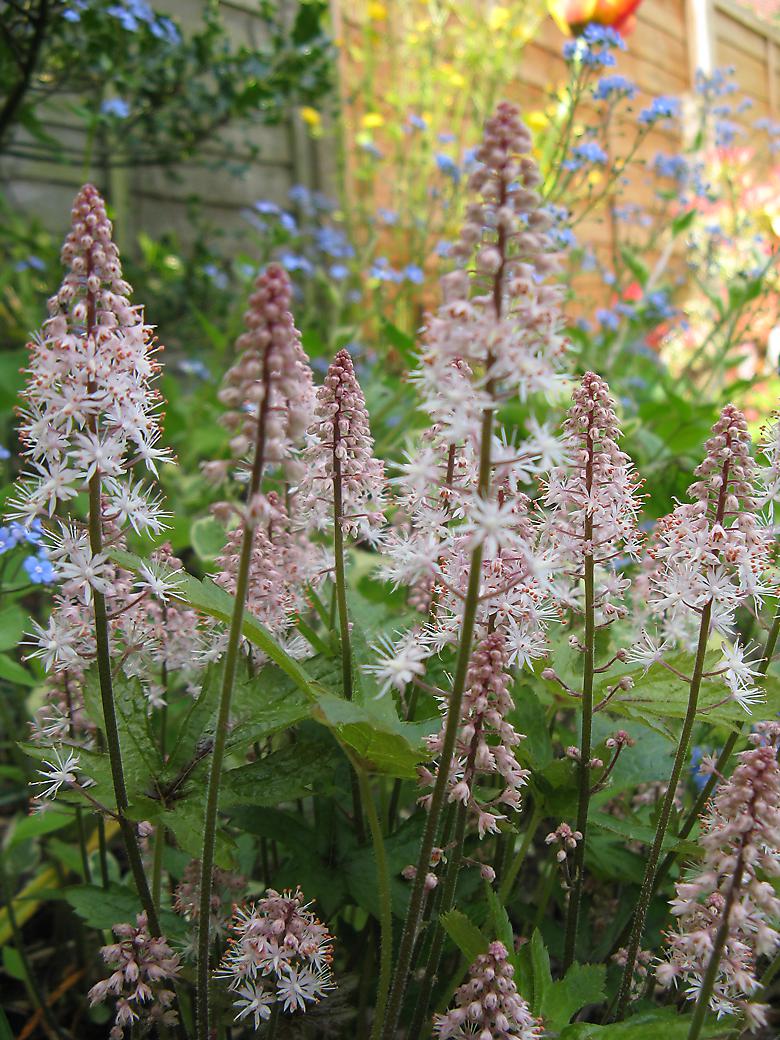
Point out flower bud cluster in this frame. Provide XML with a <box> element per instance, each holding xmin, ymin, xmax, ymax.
<box><xmin>174</xmin><ymin>860</ymin><xmax>245</xmax><ymax>940</ymax></box>
<box><xmin>300</xmin><ymin>349</ymin><xmax>386</xmax><ymax>541</ymax></box>
<box><xmin>213</xmin><ymin>491</ymin><xmax>322</xmax><ymax>652</ymax></box>
<box><xmin>88</xmin><ymin>912</ymin><xmax>181</xmax><ymax>1040</ymax></box>
<box><xmin>209</xmin><ymin>263</ymin><xmax>315</xmax><ymax>491</ymax></box>
<box><xmin>216</xmin><ymin>887</ymin><xmax>335</xmax><ymax>1027</ymax></box>
<box><xmin>656</xmin><ymin>722</ymin><xmax>780</xmax><ymax>1030</ymax></box>
<box><xmin>433</xmin><ymin>940</ymin><xmax>543</xmax><ymax>1039</ymax></box>
<box><xmin>541</xmin><ymin>371</ymin><xmax>643</xmax><ymax>619</ymax></box>
<box><xmin>420</xmin><ymin>634</ymin><xmax>530</xmax><ymax>838</ymax></box>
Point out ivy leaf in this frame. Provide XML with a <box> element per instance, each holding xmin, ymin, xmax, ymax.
<box><xmin>440</xmin><ymin>909</ymin><xmax>489</xmax><ymax>965</ymax></box>
<box><xmin>541</xmin><ymin>963</ymin><xmax>606</xmax><ymax>1031</ymax></box>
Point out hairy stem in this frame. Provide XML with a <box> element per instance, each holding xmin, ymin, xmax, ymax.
<box><xmin>356</xmin><ymin>769</ymin><xmax>393</xmax><ymax>1040</ymax></box>
<box><xmin>613</xmin><ymin>599</ymin><xmax>713</xmax><ymax>1019</ymax></box>
<box><xmin>564</xmin><ymin>543</ymin><xmax>595</xmax><ymax>969</ymax></box>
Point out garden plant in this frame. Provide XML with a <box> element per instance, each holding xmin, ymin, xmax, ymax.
<box><xmin>2</xmin><ymin>6</ymin><xmax>780</xmax><ymax>1040</ymax></box>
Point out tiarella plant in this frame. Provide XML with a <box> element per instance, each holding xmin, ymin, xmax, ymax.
<box><xmin>6</xmin><ymin>101</ymin><xmax>780</xmax><ymax>1040</ymax></box>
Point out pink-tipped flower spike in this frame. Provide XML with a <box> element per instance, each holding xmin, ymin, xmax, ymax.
<box><xmin>433</xmin><ymin>940</ymin><xmax>543</xmax><ymax>1039</ymax></box>
<box><xmin>300</xmin><ymin>348</ymin><xmax>386</xmax><ymax>707</ymax></box>
<box><xmin>422</xmin><ymin>632</ymin><xmax>530</xmax><ymax>838</ymax></box>
<box><xmin>646</xmin><ymin>404</ymin><xmax>773</xmax><ymax>709</ymax></box>
<box><xmin>300</xmin><ymin>347</ymin><xmax>386</xmax><ymax>542</ymax></box>
<box><xmin>656</xmin><ymin>722</ymin><xmax>780</xmax><ymax>1035</ymax></box>
<box><xmin>542</xmin><ymin>371</ymin><xmax>643</xmax><ymax>618</ymax></box>
<box><xmin>212</xmin><ymin>262</ymin><xmax>315</xmax><ymax>495</ymax></box>
<box><xmin>88</xmin><ymin>912</ymin><xmax>181</xmax><ymax>1040</ymax></box>
<box><xmin>416</xmin><ymin>101</ymin><xmax>569</xmax><ymax>445</ymax></box>
<box><xmin>216</xmin><ymin>887</ymin><xmax>335</xmax><ymax>1027</ymax></box>
<box><xmin>540</xmin><ymin>372</ymin><xmax>643</xmax><ymax>970</ymax></box>
<box><xmin>11</xmin><ymin>184</ymin><xmax>170</xmax><ymax>538</ymax></box>
<box><xmin>616</xmin><ymin>407</ymin><xmax>775</xmax><ymax>1017</ymax></box>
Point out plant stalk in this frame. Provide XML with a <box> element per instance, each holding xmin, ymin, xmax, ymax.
<box><xmin>195</xmin><ymin>340</ymin><xmax>274</xmax><ymax>1040</ymax></box>
<box><xmin>613</xmin><ymin>598</ymin><xmax>713</xmax><ymax>1019</ymax></box>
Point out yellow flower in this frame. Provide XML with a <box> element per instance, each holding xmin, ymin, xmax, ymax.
<box><xmin>527</xmin><ymin>110</ymin><xmax>549</xmax><ymax>130</ymax></box>
<box><xmin>488</xmin><ymin>6</ymin><xmax>511</xmax><ymax>31</ymax></box>
<box><xmin>299</xmin><ymin>107</ymin><xmax>321</xmax><ymax>129</ymax></box>
<box><xmin>368</xmin><ymin>1</ymin><xmax>387</xmax><ymax>19</ymax></box>
<box><xmin>361</xmin><ymin>112</ymin><xmax>385</xmax><ymax>129</ymax></box>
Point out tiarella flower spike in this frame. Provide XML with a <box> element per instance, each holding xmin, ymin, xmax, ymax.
<box><xmin>88</xmin><ymin>913</ymin><xmax>181</xmax><ymax>1040</ymax></box>
<box><xmin>433</xmin><ymin>940</ymin><xmax>543</xmax><ymax>1039</ymax></box>
<box><xmin>210</xmin><ymin>262</ymin><xmax>315</xmax><ymax>496</ymax></box>
<box><xmin>300</xmin><ymin>348</ymin><xmax>386</xmax><ymax>541</ymax></box>
<box><xmin>656</xmin><ymin>722</ymin><xmax>780</xmax><ymax>1030</ymax></box>
<box><xmin>216</xmin><ymin>887</ymin><xmax>335</xmax><ymax>1027</ymax></box>
<box><xmin>421</xmin><ymin>633</ymin><xmax>530</xmax><ymax>837</ymax></box>
<box><xmin>645</xmin><ymin>404</ymin><xmax>773</xmax><ymax>707</ymax></box>
<box><xmin>541</xmin><ymin>370</ymin><xmax>643</xmax><ymax>617</ymax></box>
<box><xmin>12</xmin><ymin>183</ymin><xmax>170</xmax><ymax>538</ymax></box>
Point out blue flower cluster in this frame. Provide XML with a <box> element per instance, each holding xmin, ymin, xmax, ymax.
<box><xmin>593</xmin><ymin>75</ymin><xmax>637</xmax><ymax>102</ymax></box>
<box><xmin>638</xmin><ymin>96</ymin><xmax>681</xmax><ymax>125</ymax></box>
<box><xmin>0</xmin><ymin>519</ymin><xmax>56</xmax><ymax>586</ymax></box>
<box><xmin>435</xmin><ymin>153</ymin><xmax>460</xmax><ymax>184</ymax></box>
<box><xmin>369</xmin><ymin>258</ymin><xmax>424</xmax><ymax>284</ymax></box>
<box><xmin>106</xmin><ymin>0</ymin><xmax>180</xmax><ymax>43</ymax></box>
<box><xmin>101</xmin><ymin>97</ymin><xmax>131</xmax><ymax>119</ymax></box>
<box><xmin>563</xmin><ymin>25</ymin><xmax>626</xmax><ymax>69</ymax></box>
<box><xmin>563</xmin><ymin>140</ymin><xmax>608</xmax><ymax>172</ymax></box>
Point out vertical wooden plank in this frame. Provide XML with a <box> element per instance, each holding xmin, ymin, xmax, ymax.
<box><xmin>768</xmin><ymin>38</ymin><xmax>778</xmax><ymax>117</ymax></box>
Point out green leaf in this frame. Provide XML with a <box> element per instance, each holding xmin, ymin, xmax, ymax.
<box><xmin>2</xmin><ymin>946</ymin><xmax>28</xmax><ymax>983</ymax></box>
<box><xmin>516</xmin><ymin>929</ymin><xmax>552</xmax><ymax>1015</ymax></box>
<box><xmin>347</xmin><ymin>815</ymin><xmax>424</xmax><ymax>918</ymax></box>
<box><xmin>0</xmin><ymin>605</ymin><xmax>26</xmax><ymax>652</ymax></box>
<box><xmin>485</xmin><ymin>883</ymin><xmax>514</xmax><ymax>951</ymax></box>
<box><xmin>589</xmin><ymin>812</ymin><xmax>701</xmax><ymax>857</ymax></box>
<box><xmin>7</xmin><ymin>811</ymin><xmax>73</xmax><ymax>849</ymax></box>
<box><xmin>65</xmin><ymin>883</ymin><xmax>186</xmax><ymax>938</ymax></box>
<box><xmin>110</xmin><ymin>550</ymin><xmax>428</xmax><ymax>776</ymax></box>
<box><xmin>221</xmin><ymin>736</ymin><xmax>341</xmax><ymax>808</ymax></box>
<box><xmin>619</xmin><ymin>247</ymin><xmax>648</xmax><ymax>288</ymax></box>
<box><xmin>440</xmin><ymin>910</ymin><xmax>489</xmax><ymax>965</ymax></box>
<box><xmin>559</xmin><ymin>1006</ymin><xmax>728</xmax><ymax>1038</ymax></box>
<box><xmin>541</xmin><ymin>963</ymin><xmax>606</xmax><ymax>1031</ymax></box>
<box><xmin>510</xmin><ymin>683</ymin><xmax>553</xmax><ymax>770</ymax></box>
<box><xmin>190</xmin><ymin>515</ymin><xmax>226</xmax><ymax>562</ymax></box>
<box><xmin>0</xmin><ymin>652</ymin><xmax>34</xmax><ymax>686</ymax></box>
<box><xmin>671</xmin><ymin>209</ymin><xmax>696</xmax><ymax>236</ymax></box>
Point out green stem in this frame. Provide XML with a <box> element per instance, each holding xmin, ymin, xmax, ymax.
<box><xmin>498</xmin><ymin>800</ymin><xmax>543</xmax><ymax>903</ymax></box>
<box><xmin>686</xmin><ymin>848</ymin><xmax>746</xmax><ymax>1040</ymax></box>
<box><xmin>355</xmin><ymin>769</ymin><xmax>393</xmax><ymax>1040</ymax></box>
<box><xmin>196</xmin><ymin>334</ymin><xmax>275</xmax><ymax>1040</ymax></box>
<box><xmin>379</xmin><ymin>515</ymin><xmax>488</xmax><ymax>1040</ymax></box>
<box><xmin>333</xmin><ymin>418</ymin><xmax>366</xmax><ymax>845</ymax></box>
<box><xmin>653</xmin><ymin>607</ymin><xmax>780</xmax><ymax>890</ymax></box>
<box><xmin>563</xmin><ymin>547</ymin><xmax>595</xmax><ymax>970</ymax></box>
<box><xmin>613</xmin><ymin>599</ymin><xmax>713</xmax><ymax>1020</ymax></box>
<box><xmin>88</xmin><ymin>473</ymin><xmax>160</xmax><ymax>934</ymax></box>
<box><xmin>409</xmin><ymin>802</ymin><xmax>468</xmax><ymax>1040</ymax></box>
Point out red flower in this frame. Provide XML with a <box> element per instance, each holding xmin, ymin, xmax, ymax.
<box><xmin>548</xmin><ymin>0</ymin><xmax>645</xmax><ymax>36</ymax></box>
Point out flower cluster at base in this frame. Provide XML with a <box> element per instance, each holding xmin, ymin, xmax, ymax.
<box><xmin>88</xmin><ymin>913</ymin><xmax>181</xmax><ymax>1040</ymax></box>
<box><xmin>656</xmin><ymin>722</ymin><xmax>780</xmax><ymax>1031</ymax></box>
<box><xmin>216</xmin><ymin>887</ymin><xmax>335</xmax><ymax>1029</ymax></box>
<box><xmin>421</xmin><ymin>633</ymin><xmax>529</xmax><ymax>837</ymax></box>
<box><xmin>434</xmin><ymin>940</ymin><xmax>543</xmax><ymax>1039</ymax></box>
